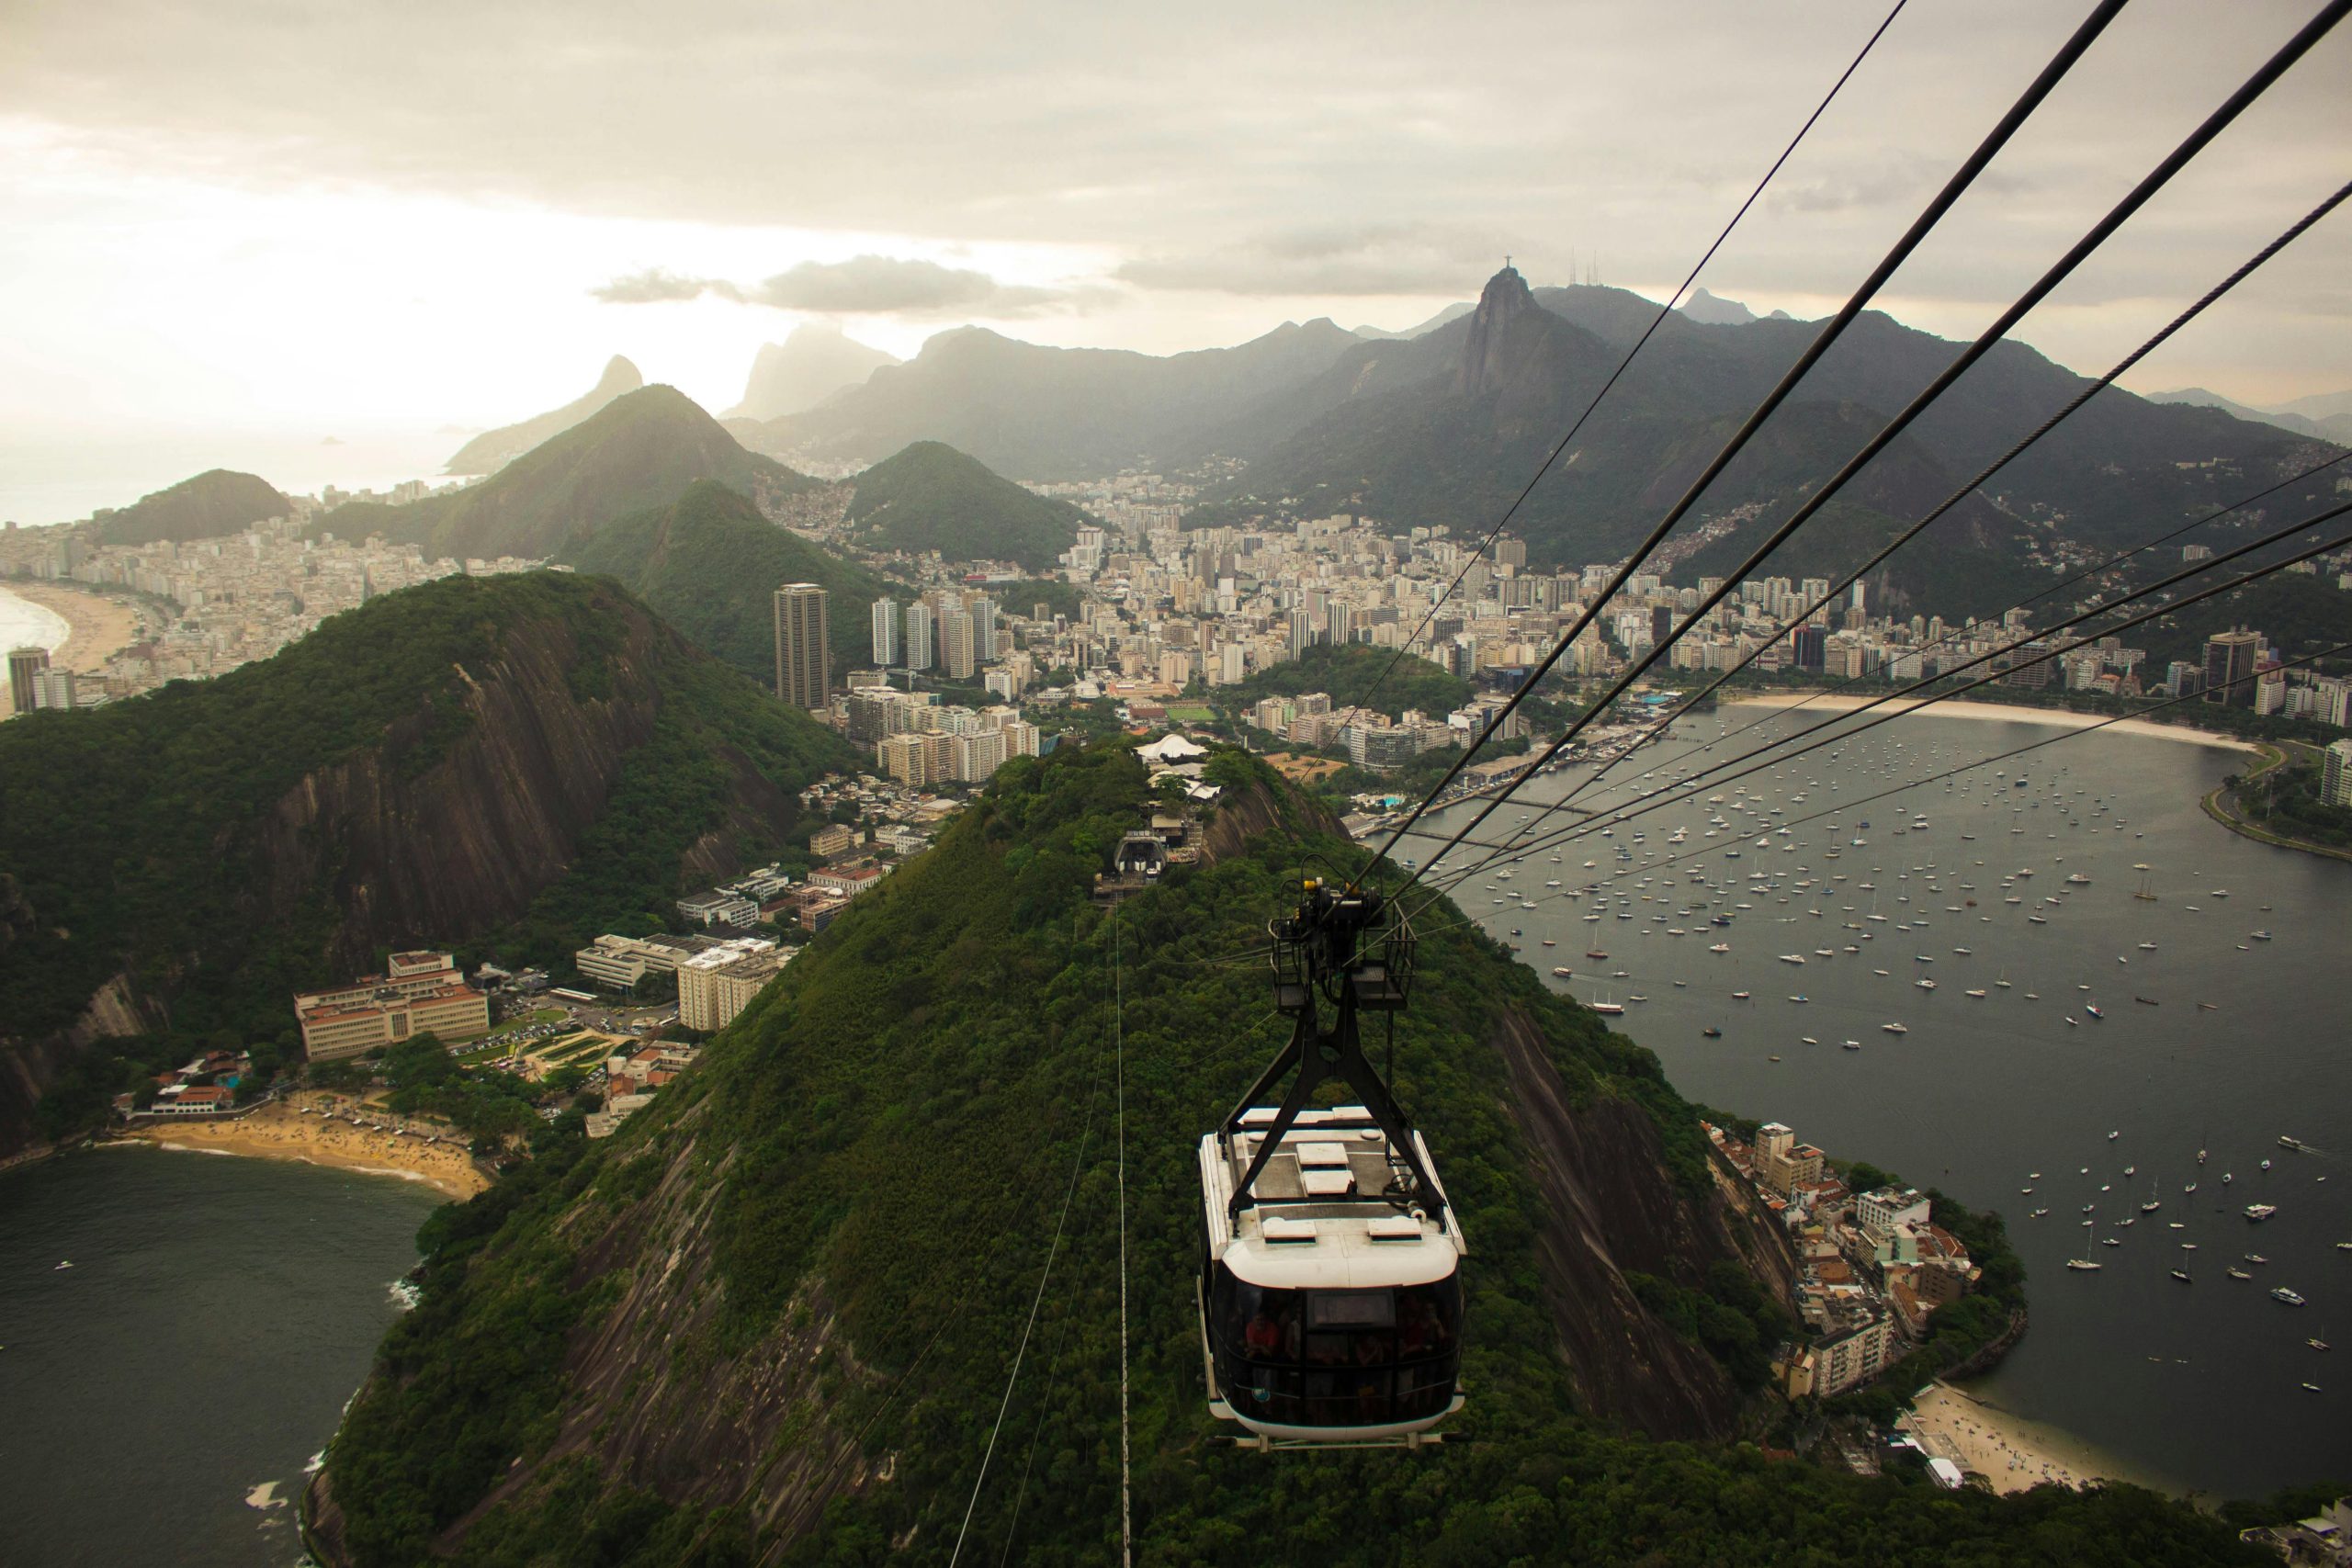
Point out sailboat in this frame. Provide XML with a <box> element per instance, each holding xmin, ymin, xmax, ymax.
<box><xmin>2132</xmin><ymin>863</ymin><xmax>2156</xmax><ymax>901</ymax></box>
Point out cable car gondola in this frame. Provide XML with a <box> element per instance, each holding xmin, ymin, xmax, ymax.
<box><xmin>1197</xmin><ymin>878</ymin><xmax>1466</xmax><ymax>1450</ymax></box>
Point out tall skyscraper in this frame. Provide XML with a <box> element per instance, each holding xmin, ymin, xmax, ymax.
<box><xmin>904</xmin><ymin>601</ymin><xmax>934</xmax><ymax>670</ymax></box>
<box><xmin>773</xmin><ymin>583</ymin><xmax>831</xmax><ymax>710</ymax></box>
<box><xmin>2202</xmin><ymin>627</ymin><xmax>2259</xmax><ymax>706</ymax></box>
<box><xmin>7</xmin><ymin>645</ymin><xmax>50</xmax><ymax>716</ymax></box>
<box><xmin>870</xmin><ymin>597</ymin><xmax>900</xmax><ymax>666</ymax></box>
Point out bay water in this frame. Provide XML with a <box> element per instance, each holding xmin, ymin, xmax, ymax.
<box><xmin>1414</xmin><ymin>702</ymin><xmax>2351</xmax><ymax>1495</ymax></box>
<box><xmin>0</xmin><ymin>1145</ymin><xmax>439</xmax><ymax>1567</ymax></box>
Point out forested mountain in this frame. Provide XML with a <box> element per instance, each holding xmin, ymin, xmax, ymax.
<box><xmin>563</xmin><ymin>479</ymin><xmax>893</xmax><ymax>680</ymax></box>
<box><xmin>0</xmin><ymin>571</ymin><xmax>851</xmax><ymax>1156</ymax></box>
<box><xmin>842</xmin><ymin>440</ymin><xmax>1086</xmax><ymax>570</ymax></box>
<box><xmin>90</xmin><ymin>468</ymin><xmax>291</xmax><ymax>546</ymax></box>
<box><xmin>749</xmin><ymin>317</ymin><xmax>1363</xmax><ymax>479</ymax></box>
<box><xmin>330</xmin><ymin>387</ymin><xmax>822</xmax><ymax>562</ymax></box>
<box><xmin>445</xmin><ymin>355</ymin><xmax>645</xmax><ymax>476</ymax></box>
<box><xmin>307</xmin><ymin>743</ymin><xmax>2257</xmax><ymax>1568</ymax></box>
<box><xmin>2134</xmin><ymin>568</ymin><xmax>2352</xmax><ymax>670</ymax></box>
<box><xmin>723</xmin><ymin>323</ymin><xmax>899</xmax><ymax>422</ymax></box>
<box><xmin>1219</xmin><ymin>266</ymin><xmax>2336</xmax><ymax>598</ymax></box>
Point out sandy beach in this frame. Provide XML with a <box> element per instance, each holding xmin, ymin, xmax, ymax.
<box><xmin>1903</xmin><ymin>1382</ymin><xmax>2159</xmax><ymax>1495</ymax></box>
<box><xmin>1728</xmin><ymin>693</ymin><xmax>2257</xmax><ymax>754</ymax></box>
<box><xmin>128</xmin><ymin>1093</ymin><xmax>488</xmax><ymax>1200</ymax></box>
<box><xmin>5</xmin><ymin>579</ymin><xmax>146</xmax><ymax>672</ymax></box>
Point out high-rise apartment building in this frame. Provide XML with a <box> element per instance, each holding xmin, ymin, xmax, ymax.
<box><xmin>2202</xmin><ymin>627</ymin><xmax>2259</xmax><ymax>706</ymax></box>
<box><xmin>941</xmin><ymin>610</ymin><xmax>977</xmax><ymax>679</ymax></box>
<box><xmin>871</xmin><ymin>597</ymin><xmax>900</xmax><ymax>665</ymax></box>
<box><xmin>2323</xmin><ymin>739</ymin><xmax>2352</xmax><ymax>807</ymax></box>
<box><xmin>773</xmin><ymin>583</ymin><xmax>831</xmax><ymax>710</ymax></box>
<box><xmin>904</xmin><ymin>601</ymin><xmax>934</xmax><ymax>670</ymax></box>
<box><xmin>7</xmin><ymin>645</ymin><xmax>49</xmax><ymax>716</ymax></box>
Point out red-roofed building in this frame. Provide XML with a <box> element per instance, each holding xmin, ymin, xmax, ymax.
<box><xmin>808</xmin><ymin>863</ymin><xmax>886</xmax><ymax>898</ymax></box>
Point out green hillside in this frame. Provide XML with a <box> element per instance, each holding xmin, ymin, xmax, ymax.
<box><xmin>91</xmin><ymin>468</ymin><xmax>292</xmax><ymax>546</ymax></box>
<box><xmin>1225</xmin><ymin>641</ymin><xmax>1471</xmax><ymax>721</ymax></box>
<box><xmin>2130</xmin><ymin>569</ymin><xmax>2352</xmax><ymax>671</ymax></box>
<box><xmin>843</xmin><ymin>440</ymin><xmax>1086</xmax><ymax>570</ymax></box>
<box><xmin>328</xmin><ymin>387</ymin><xmax>822</xmax><ymax>562</ymax></box>
<box><xmin>563</xmin><ymin>479</ymin><xmax>896</xmax><ymax>682</ymax></box>
<box><xmin>317</xmin><ymin>744</ymin><xmax>2258</xmax><ymax>1568</ymax></box>
<box><xmin>0</xmin><ymin>571</ymin><xmax>851</xmax><ymax>1054</ymax></box>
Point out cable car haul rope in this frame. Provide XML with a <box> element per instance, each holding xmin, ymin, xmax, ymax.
<box><xmin>1195</xmin><ymin>879</ymin><xmax>1468</xmax><ymax>1450</ymax></box>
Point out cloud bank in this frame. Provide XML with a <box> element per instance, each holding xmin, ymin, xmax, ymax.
<box><xmin>591</xmin><ymin>254</ymin><xmax>1093</xmax><ymax>317</ymax></box>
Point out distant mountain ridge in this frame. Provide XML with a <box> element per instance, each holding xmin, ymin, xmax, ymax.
<box><xmin>1350</xmin><ymin>301</ymin><xmax>1475</xmax><ymax>340</ymax></box>
<box><xmin>2147</xmin><ymin>387</ymin><xmax>2352</xmax><ymax>444</ymax></box>
<box><xmin>724</xmin><ymin>324</ymin><xmax>899</xmax><ymax>422</ymax></box>
<box><xmin>444</xmin><ymin>355</ymin><xmax>644</xmax><ymax>475</ymax></box>
<box><xmin>1677</xmin><ymin>287</ymin><xmax>1757</xmax><ymax>326</ymax></box>
<box><xmin>699</xmin><ymin>265</ymin><xmax>2336</xmax><ymax>614</ymax></box>
<box><xmin>92</xmin><ymin>468</ymin><xmax>291</xmax><ymax>547</ymax></box>
<box><xmin>1216</xmin><ymin>266</ymin><xmax>2335</xmax><ymax>607</ymax></box>
<box><xmin>743</xmin><ymin>317</ymin><xmax>1363</xmax><ymax>479</ymax></box>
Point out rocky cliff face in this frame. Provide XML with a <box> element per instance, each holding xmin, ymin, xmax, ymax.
<box><xmin>1492</xmin><ymin>1006</ymin><xmax>1798</xmax><ymax>1438</ymax></box>
<box><xmin>247</xmin><ymin>611</ymin><xmax>662</xmax><ymax>974</ymax></box>
<box><xmin>1455</xmin><ymin>265</ymin><xmax>1541</xmax><ymax>400</ymax></box>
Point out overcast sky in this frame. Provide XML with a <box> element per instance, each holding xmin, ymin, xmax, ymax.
<box><xmin>2</xmin><ymin>0</ymin><xmax>2346</xmax><ymax>501</ymax></box>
